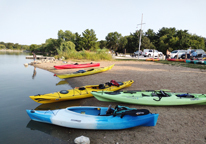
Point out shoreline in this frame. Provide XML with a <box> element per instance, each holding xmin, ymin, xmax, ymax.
<box><xmin>0</xmin><ymin>49</ymin><xmax>24</xmax><ymax>52</ymax></box>
<box><xmin>32</xmin><ymin>60</ymin><xmax>206</xmax><ymax>144</ymax></box>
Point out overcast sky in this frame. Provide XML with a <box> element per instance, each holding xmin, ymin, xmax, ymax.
<box><xmin>1</xmin><ymin>0</ymin><xmax>205</xmax><ymax>45</ymax></box>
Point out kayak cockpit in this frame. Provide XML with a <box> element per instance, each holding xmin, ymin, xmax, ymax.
<box><xmin>67</xmin><ymin>107</ymin><xmax>109</xmax><ymax>116</ymax></box>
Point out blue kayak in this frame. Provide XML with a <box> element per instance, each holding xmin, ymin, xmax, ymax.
<box><xmin>26</xmin><ymin>105</ymin><xmax>159</xmax><ymax>130</ymax></box>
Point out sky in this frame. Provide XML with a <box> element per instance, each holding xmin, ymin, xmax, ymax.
<box><xmin>0</xmin><ymin>0</ymin><xmax>206</xmax><ymax>45</ymax></box>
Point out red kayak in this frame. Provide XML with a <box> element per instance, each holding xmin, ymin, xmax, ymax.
<box><xmin>167</xmin><ymin>58</ymin><xmax>185</xmax><ymax>62</ymax></box>
<box><xmin>54</xmin><ymin>62</ymin><xmax>100</xmax><ymax>69</ymax></box>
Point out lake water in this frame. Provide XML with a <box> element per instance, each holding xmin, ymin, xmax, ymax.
<box><xmin>0</xmin><ymin>52</ymin><xmax>83</xmax><ymax>144</ymax></box>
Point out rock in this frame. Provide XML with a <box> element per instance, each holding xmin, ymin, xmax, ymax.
<box><xmin>74</xmin><ymin>136</ymin><xmax>90</xmax><ymax>144</ymax></box>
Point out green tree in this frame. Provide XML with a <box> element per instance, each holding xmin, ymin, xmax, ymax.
<box><xmin>81</xmin><ymin>29</ymin><xmax>98</xmax><ymax>50</ymax></box>
<box><xmin>118</xmin><ymin>36</ymin><xmax>128</xmax><ymax>53</ymax></box>
<box><xmin>105</xmin><ymin>32</ymin><xmax>122</xmax><ymax>51</ymax></box>
<box><xmin>141</xmin><ymin>37</ymin><xmax>155</xmax><ymax>50</ymax></box>
<box><xmin>64</xmin><ymin>30</ymin><xmax>76</xmax><ymax>43</ymax></box>
<box><xmin>7</xmin><ymin>43</ymin><xmax>14</xmax><ymax>49</ymax></box>
<box><xmin>98</xmin><ymin>40</ymin><xmax>107</xmax><ymax>49</ymax></box>
<box><xmin>58</xmin><ymin>30</ymin><xmax>65</xmax><ymax>40</ymax></box>
<box><xmin>74</xmin><ymin>32</ymin><xmax>84</xmax><ymax>51</ymax></box>
<box><xmin>0</xmin><ymin>44</ymin><xmax>6</xmax><ymax>49</ymax></box>
<box><xmin>44</xmin><ymin>38</ymin><xmax>63</xmax><ymax>55</ymax></box>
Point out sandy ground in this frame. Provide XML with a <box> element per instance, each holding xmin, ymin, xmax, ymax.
<box><xmin>32</xmin><ymin>60</ymin><xmax>206</xmax><ymax>144</ymax></box>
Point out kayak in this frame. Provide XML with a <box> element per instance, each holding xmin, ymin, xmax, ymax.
<box><xmin>26</xmin><ymin>105</ymin><xmax>159</xmax><ymax>130</ymax></box>
<box><xmin>167</xmin><ymin>58</ymin><xmax>185</xmax><ymax>62</ymax></box>
<box><xmin>185</xmin><ymin>60</ymin><xmax>197</xmax><ymax>63</ymax></box>
<box><xmin>91</xmin><ymin>90</ymin><xmax>206</xmax><ymax>106</ymax></box>
<box><xmin>55</xmin><ymin>64</ymin><xmax>114</xmax><ymax>79</ymax></box>
<box><xmin>29</xmin><ymin>80</ymin><xmax>134</xmax><ymax>104</ymax></box>
<box><xmin>146</xmin><ymin>58</ymin><xmax>160</xmax><ymax>61</ymax></box>
<box><xmin>54</xmin><ymin>62</ymin><xmax>100</xmax><ymax>69</ymax></box>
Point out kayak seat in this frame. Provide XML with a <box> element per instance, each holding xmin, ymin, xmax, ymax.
<box><xmin>87</xmin><ymin>68</ymin><xmax>94</xmax><ymax>71</ymax></box>
<box><xmin>142</xmin><ymin>93</ymin><xmax>152</xmax><ymax>96</ymax></box>
<box><xmin>118</xmin><ymin>82</ymin><xmax>123</xmax><ymax>85</ymax></box>
<box><xmin>105</xmin><ymin>91</ymin><xmax>121</xmax><ymax>95</ymax></box>
<box><xmin>60</xmin><ymin>90</ymin><xmax>69</xmax><ymax>94</ymax></box>
<box><xmin>176</xmin><ymin>94</ymin><xmax>195</xmax><ymax>98</ymax></box>
<box><xmin>74</xmin><ymin>70</ymin><xmax>86</xmax><ymax>74</ymax></box>
<box><xmin>123</xmin><ymin>91</ymin><xmax>137</xmax><ymax>94</ymax></box>
<box><xmin>79</xmin><ymin>87</ymin><xmax>86</xmax><ymax>90</ymax></box>
<box><xmin>99</xmin><ymin>84</ymin><xmax>105</xmax><ymax>89</ymax></box>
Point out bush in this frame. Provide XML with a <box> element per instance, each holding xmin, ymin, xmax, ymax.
<box><xmin>56</xmin><ymin>47</ymin><xmax>113</xmax><ymax>61</ymax></box>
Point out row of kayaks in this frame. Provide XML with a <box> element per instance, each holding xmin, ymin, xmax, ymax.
<box><xmin>27</xmin><ymin>79</ymin><xmax>159</xmax><ymax>130</ymax></box>
<box><xmin>26</xmin><ymin>62</ymin><xmax>205</xmax><ymax>130</ymax></box>
<box><xmin>167</xmin><ymin>58</ymin><xmax>206</xmax><ymax>65</ymax></box>
<box><xmin>29</xmin><ymin>82</ymin><xmax>206</xmax><ymax>106</ymax></box>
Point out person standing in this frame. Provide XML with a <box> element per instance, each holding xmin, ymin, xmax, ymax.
<box><xmin>166</xmin><ymin>49</ymin><xmax>170</xmax><ymax>59</ymax></box>
<box><xmin>187</xmin><ymin>47</ymin><xmax>192</xmax><ymax>59</ymax></box>
<box><xmin>192</xmin><ymin>49</ymin><xmax>197</xmax><ymax>59</ymax></box>
<box><xmin>32</xmin><ymin>52</ymin><xmax>36</xmax><ymax>63</ymax></box>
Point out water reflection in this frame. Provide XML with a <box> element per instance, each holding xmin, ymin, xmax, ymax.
<box><xmin>32</xmin><ymin>67</ymin><xmax>37</xmax><ymax>79</ymax></box>
<box><xmin>26</xmin><ymin>120</ymin><xmax>71</xmax><ymax>141</ymax></box>
<box><xmin>56</xmin><ymin>80</ymin><xmax>69</xmax><ymax>86</ymax></box>
<box><xmin>34</xmin><ymin>99</ymin><xmax>82</xmax><ymax>110</ymax></box>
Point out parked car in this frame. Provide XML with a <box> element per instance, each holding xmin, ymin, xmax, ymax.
<box><xmin>134</xmin><ymin>50</ymin><xmax>142</xmax><ymax>56</ymax></box>
<box><xmin>181</xmin><ymin>49</ymin><xmax>205</xmax><ymax>59</ymax></box>
<box><xmin>170</xmin><ymin>50</ymin><xmax>187</xmax><ymax>59</ymax></box>
<box><xmin>142</xmin><ymin>49</ymin><xmax>163</xmax><ymax>57</ymax></box>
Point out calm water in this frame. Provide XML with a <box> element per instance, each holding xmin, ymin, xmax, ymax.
<box><xmin>0</xmin><ymin>52</ymin><xmax>80</xmax><ymax>144</ymax></box>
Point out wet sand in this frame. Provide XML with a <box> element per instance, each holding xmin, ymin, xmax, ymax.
<box><xmin>33</xmin><ymin>60</ymin><xmax>206</xmax><ymax>144</ymax></box>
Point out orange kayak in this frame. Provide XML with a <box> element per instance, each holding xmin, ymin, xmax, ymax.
<box><xmin>146</xmin><ymin>58</ymin><xmax>160</xmax><ymax>61</ymax></box>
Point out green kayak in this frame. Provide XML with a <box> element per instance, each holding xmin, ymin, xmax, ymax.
<box><xmin>91</xmin><ymin>90</ymin><xmax>206</xmax><ymax>106</ymax></box>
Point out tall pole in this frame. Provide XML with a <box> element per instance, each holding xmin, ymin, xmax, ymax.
<box><xmin>137</xmin><ymin>14</ymin><xmax>145</xmax><ymax>60</ymax></box>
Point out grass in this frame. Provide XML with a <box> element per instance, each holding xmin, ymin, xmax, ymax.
<box><xmin>116</xmin><ymin>59</ymin><xmax>206</xmax><ymax>70</ymax></box>
<box><xmin>55</xmin><ymin>48</ymin><xmax>113</xmax><ymax>61</ymax></box>
<box><xmin>155</xmin><ymin>60</ymin><xmax>206</xmax><ymax>70</ymax></box>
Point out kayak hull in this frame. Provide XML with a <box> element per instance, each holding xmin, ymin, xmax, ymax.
<box><xmin>56</xmin><ymin>64</ymin><xmax>114</xmax><ymax>79</ymax></box>
<box><xmin>54</xmin><ymin>63</ymin><xmax>100</xmax><ymax>69</ymax></box>
<box><xmin>26</xmin><ymin>106</ymin><xmax>159</xmax><ymax>130</ymax></box>
<box><xmin>91</xmin><ymin>91</ymin><xmax>206</xmax><ymax>106</ymax></box>
<box><xmin>167</xmin><ymin>59</ymin><xmax>185</xmax><ymax>62</ymax></box>
<box><xmin>29</xmin><ymin>80</ymin><xmax>134</xmax><ymax>104</ymax></box>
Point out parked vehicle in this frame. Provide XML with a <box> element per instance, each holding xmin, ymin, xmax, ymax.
<box><xmin>134</xmin><ymin>50</ymin><xmax>142</xmax><ymax>56</ymax></box>
<box><xmin>142</xmin><ymin>49</ymin><xmax>163</xmax><ymax>57</ymax></box>
<box><xmin>170</xmin><ymin>50</ymin><xmax>187</xmax><ymax>59</ymax></box>
<box><xmin>181</xmin><ymin>49</ymin><xmax>205</xmax><ymax>59</ymax></box>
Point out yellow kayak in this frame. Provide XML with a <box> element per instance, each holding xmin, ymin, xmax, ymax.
<box><xmin>56</xmin><ymin>64</ymin><xmax>114</xmax><ymax>79</ymax></box>
<box><xmin>30</xmin><ymin>80</ymin><xmax>134</xmax><ymax>104</ymax></box>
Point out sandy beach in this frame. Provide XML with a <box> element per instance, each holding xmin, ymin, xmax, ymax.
<box><xmin>32</xmin><ymin>60</ymin><xmax>206</xmax><ymax>144</ymax></box>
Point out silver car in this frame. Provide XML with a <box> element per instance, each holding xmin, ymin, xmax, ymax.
<box><xmin>170</xmin><ymin>50</ymin><xmax>187</xmax><ymax>59</ymax></box>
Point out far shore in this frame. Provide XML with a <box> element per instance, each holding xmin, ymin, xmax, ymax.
<box><xmin>0</xmin><ymin>49</ymin><xmax>24</xmax><ymax>52</ymax></box>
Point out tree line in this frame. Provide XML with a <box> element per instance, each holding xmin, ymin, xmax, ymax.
<box><xmin>1</xmin><ymin>27</ymin><xmax>206</xmax><ymax>55</ymax></box>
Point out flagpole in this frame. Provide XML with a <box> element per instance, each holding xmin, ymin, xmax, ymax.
<box><xmin>137</xmin><ymin>14</ymin><xmax>145</xmax><ymax>60</ymax></box>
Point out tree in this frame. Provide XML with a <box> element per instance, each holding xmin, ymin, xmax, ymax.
<box><xmin>105</xmin><ymin>32</ymin><xmax>122</xmax><ymax>51</ymax></box>
<box><xmin>0</xmin><ymin>44</ymin><xmax>6</xmax><ymax>49</ymax></box>
<box><xmin>44</xmin><ymin>38</ymin><xmax>63</xmax><ymax>55</ymax></box>
<box><xmin>141</xmin><ymin>37</ymin><xmax>155</xmax><ymax>50</ymax></box>
<box><xmin>74</xmin><ymin>32</ymin><xmax>84</xmax><ymax>51</ymax></box>
<box><xmin>64</xmin><ymin>30</ymin><xmax>76</xmax><ymax>43</ymax></box>
<box><xmin>118</xmin><ymin>36</ymin><xmax>128</xmax><ymax>53</ymax></box>
<box><xmin>58</xmin><ymin>30</ymin><xmax>65</xmax><ymax>40</ymax></box>
<box><xmin>98</xmin><ymin>40</ymin><xmax>107</xmax><ymax>49</ymax></box>
<box><xmin>81</xmin><ymin>29</ymin><xmax>98</xmax><ymax>50</ymax></box>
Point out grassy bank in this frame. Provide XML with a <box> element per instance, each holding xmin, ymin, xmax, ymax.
<box><xmin>55</xmin><ymin>48</ymin><xmax>113</xmax><ymax>61</ymax></box>
<box><xmin>116</xmin><ymin>59</ymin><xmax>206</xmax><ymax>70</ymax></box>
